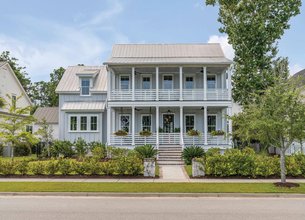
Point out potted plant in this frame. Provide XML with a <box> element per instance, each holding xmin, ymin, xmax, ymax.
<box><xmin>187</xmin><ymin>129</ymin><xmax>200</xmax><ymax>136</ymax></box>
<box><xmin>210</xmin><ymin>130</ymin><xmax>225</xmax><ymax>136</ymax></box>
<box><xmin>114</xmin><ymin>130</ymin><xmax>128</xmax><ymax>136</ymax></box>
<box><xmin>174</xmin><ymin>128</ymin><xmax>180</xmax><ymax>133</ymax></box>
<box><xmin>139</xmin><ymin>130</ymin><xmax>152</xmax><ymax>137</ymax></box>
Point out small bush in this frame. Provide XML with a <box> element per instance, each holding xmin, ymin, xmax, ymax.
<box><xmin>45</xmin><ymin>159</ymin><xmax>59</xmax><ymax>175</ymax></box>
<box><xmin>134</xmin><ymin>145</ymin><xmax>157</xmax><ymax>160</ymax></box>
<box><xmin>107</xmin><ymin>147</ymin><xmax>129</xmax><ymax>159</ymax></box>
<box><xmin>29</xmin><ymin>161</ymin><xmax>45</xmax><ymax>175</ymax></box>
<box><xmin>100</xmin><ymin>161</ymin><xmax>116</xmax><ymax>175</ymax></box>
<box><xmin>58</xmin><ymin>159</ymin><xmax>73</xmax><ymax>175</ymax></box>
<box><xmin>72</xmin><ymin>161</ymin><xmax>87</xmax><ymax>175</ymax></box>
<box><xmin>182</xmin><ymin>146</ymin><xmax>205</xmax><ymax>165</ymax></box>
<box><xmin>15</xmin><ymin>144</ymin><xmax>31</xmax><ymax>156</ymax></box>
<box><xmin>74</xmin><ymin>138</ymin><xmax>88</xmax><ymax>159</ymax></box>
<box><xmin>286</xmin><ymin>156</ymin><xmax>302</xmax><ymax>177</ymax></box>
<box><xmin>15</xmin><ymin>160</ymin><xmax>29</xmax><ymax>175</ymax></box>
<box><xmin>0</xmin><ymin>160</ymin><xmax>17</xmax><ymax>175</ymax></box>
<box><xmin>89</xmin><ymin>142</ymin><xmax>106</xmax><ymax>161</ymax></box>
<box><xmin>51</xmin><ymin>140</ymin><xmax>75</xmax><ymax>158</ymax></box>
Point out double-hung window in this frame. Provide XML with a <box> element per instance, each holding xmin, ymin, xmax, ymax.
<box><xmin>185</xmin><ymin>76</ymin><xmax>194</xmax><ymax>89</ymax></box>
<box><xmin>120</xmin><ymin>75</ymin><xmax>130</xmax><ymax>90</ymax></box>
<box><xmin>70</xmin><ymin>116</ymin><xmax>78</xmax><ymax>131</ymax></box>
<box><xmin>69</xmin><ymin>115</ymin><xmax>98</xmax><ymax>132</ymax></box>
<box><xmin>163</xmin><ymin>75</ymin><xmax>173</xmax><ymax>90</ymax></box>
<box><xmin>142</xmin><ymin>76</ymin><xmax>151</xmax><ymax>89</ymax></box>
<box><xmin>80</xmin><ymin>116</ymin><xmax>87</xmax><ymax>131</ymax></box>
<box><xmin>90</xmin><ymin>116</ymin><xmax>98</xmax><ymax>131</ymax></box>
<box><xmin>185</xmin><ymin>115</ymin><xmax>195</xmax><ymax>132</ymax></box>
<box><xmin>207</xmin><ymin>75</ymin><xmax>216</xmax><ymax>89</ymax></box>
<box><xmin>81</xmin><ymin>78</ymin><xmax>90</xmax><ymax>95</ymax></box>
<box><xmin>142</xmin><ymin>115</ymin><xmax>152</xmax><ymax>131</ymax></box>
<box><xmin>207</xmin><ymin>115</ymin><xmax>217</xmax><ymax>132</ymax></box>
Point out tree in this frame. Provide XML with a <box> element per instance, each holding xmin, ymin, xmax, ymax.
<box><xmin>0</xmin><ymin>95</ymin><xmax>39</xmax><ymax>159</ymax></box>
<box><xmin>231</xmin><ymin>78</ymin><xmax>305</xmax><ymax>183</ymax></box>
<box><xmin>0</xmin><ymin>97</ymin><xmax>4</xmax><ymax>108</ymax></box>
<box><xmin>205</xmin><ymin>0</ymin><xmax>302</xmax><ymax>105</ymax></box>
<box><xmin>36</xmin><ymin>119</ymin><xmax>54</xmax><ymax>157</ymax></box>
<box><xmin>0</xmin><ymin>51</ymin><xmax>31</xmax><ymax>93</ymax></box>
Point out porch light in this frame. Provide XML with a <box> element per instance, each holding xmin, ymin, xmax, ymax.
<box><xmin>167</xmin><ymin>109</ymin><xmax>172</xmax><ymax>113</ymax></box>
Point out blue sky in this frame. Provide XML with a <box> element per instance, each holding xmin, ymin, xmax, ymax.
<box><xmin>0</xmin><ymin>0</ymin><xmax>304</xmax><ymax>81</ymax></box>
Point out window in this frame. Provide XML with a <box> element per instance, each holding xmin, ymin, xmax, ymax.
<box><xmin>163</xmin><ymin>75</ymin><xmax>173</xmax><ymax>89</ymax></box>
<box><xmin>185</xmin><ymin>76</ymin><xmax>194</xmax><ymax>89</ymax></box>
<box><xmin>120</xmin><ymin>75</ymin><xmax>130</xmax><ymax>90</ymax></box>
<box><xmin>120</xmin><ymin>114</ymin><xmax>130</xmax><ymax>132</ymax></box>
<box><xmin>12</xmin><ymin>94</ymin><xmax>17</xmax><ymax>108</ymax></box>
<box><xmin>70</xmin><ymin>116</ymin><xmax>78</xmax><ymax>131</ymax></box>
<box><xmin>91</xmin><ymin>116</ymin><xmax>98</xmax><ymax>131</ymax></box>
<box><xmin>208</xmin><ymin>115</ymin><xmax>217</xmax><ymax>132</ymax></box>
<box><xmin>142</xmin><ymin>76</ymin><xmax>151</xmax><ymax>89</ymax></box>
<box><xmin>80</xmin><ymin>116</ymin><xmax>87</xmax><ymax>131</ymax></box>
<box><xmin>26</xmin><ymin>125</ymin><xmax>33</xmax><ymax>134</ymax></box>
<box><xmin>207</xmin><ymin>75</ymin><xmax>216</xmax><ymax>89</ymax></box>
<box><xmin>142</xmin><ymin>115</ymin><xmax>152</xmax><ymax>131</ymax></box>
<box><xmin>81</xmin><ymin>78</ymin><xmax>90</xmax><ymax>95</ymax></box>
<box><xmin>185</xmin><ymin>115</ymin><xmax>195</xmax><ymax>132</ymax></box>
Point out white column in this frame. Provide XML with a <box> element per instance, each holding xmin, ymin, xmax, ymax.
<box><xmin>156</xmin><ymin>67</ymin><xmax>159</xmax><ymax>101</ymax></box>
<box><xmin>132</xmin><ymin>106</ymin><xmax>135</xmax><ymax>146</ymax></box>
<box><xmin>228</xmin><ymin>68</ymin><xmax>232</xmax><ymax>100</ymax></box>
<box><xmin>156</xmin><ymin>106</ymin><xmax>159</xmax><ymax>148</ymax></box>
<box><xmin>203</xmin><ymin>67</ymin><xmax>207</xmax><ymax>100</ymax></box>
<box><xmin>132</xmin><ymin>67</ymin><xmax>135</xmax><ymax>101</ymax></box>
<box><xmin>179</xmin><ymin>66</ymin><xmax>183</xmax><ymax>101</ymax></box>
<box><xmin>228</xmin><ymin>107</ymin><xmax>232</xmax><ymax>145</ymax></box>
<box><xmin>221</xmin><ymin>71</ymin><xmax>225</xmax><ymax>90</ymax></box>
<box><xmin>107</xmin><ymin>70</ymin><xmax>111</xmax><ymax>101</ymax></box>
<box><xmin>204</xmin><ymin>106</ymin><xmax>208</xmax><ymax>145</ymax></box>
<box><xmin>222</xmin><ymin>108</ymin><xmax>226</xmax><ymax>132</ymax></box>
<box><xmin>112</xmin><ymin>71</ymin><xmax>115</xmax><ymax>91</ymax></box>
<box><xmin>180</xmin><ymin>106</ymin><xmax>183</xmax><ymax>145</ymax></box>
<box><xmin>107</xmin><ymin>106</ymin><xmax>111</xmax><ymax>145</ymax></box>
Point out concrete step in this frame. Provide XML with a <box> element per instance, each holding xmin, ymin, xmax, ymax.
<box><xmin>158</xmin><ymin>148</ymin><xmax>182</xmax><ymax>152</ymax></box>
<box><xmin>158</xmin><ymin>154</ymin><xmax>182</xmax><ymax>157</ymax></box>
<box><xmin>157</xmin><ymin>161</ymin><xmax>184</xmax><ymax>165</ymax></box>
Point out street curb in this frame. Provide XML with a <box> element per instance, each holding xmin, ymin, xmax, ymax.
<box><xmin>0</xmin><ymin>192</ymin><xmax>305</xmax><ymax>198</ymax></box>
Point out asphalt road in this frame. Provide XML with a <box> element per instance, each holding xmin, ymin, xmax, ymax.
<box><xmin>0</xmin><ymin>196</ymin><xmax>305</xmax><ymax>220</ymax></box>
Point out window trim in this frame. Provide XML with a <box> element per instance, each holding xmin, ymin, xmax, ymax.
<box><xmin>207</xmin><ymin>74</ymin><xmax>217</xmax><ymax>89</ymax></box>
<box><xmin>141</xmin><ymin>74</ymin><xmax>152</xmax><ymax>90</ymax></box>
<box><xmin>184</xmin><ymin>114</ymin><xmax>196</xmax><ymax>132</ymax></box>
<box><xmin>141</xmin><ymin>114</ymin><xmax>152</xmax><ymax>131</ymax></box>
<box><xmin>119</xmin><ymin>74</ymin><xmax>131</xmax><ymax>90</ymax></box>
<box><xmin>207</xmin><ymin>114</ymin><xmax>217</xmax><ymax>132</ymax></box>
<box><xmin>69</xmin><ymin>114</ymin><xmax>99</xmax><ymax>133</ymax></box>
<box><xmin>184</xmin><ymin>74</ymin><xmax>196</xmax><ymax>89</ymax></box>
<box><xmin>80</xmin><ymin>78</ymin><xmax>91</xmax><ymax>96</ymax></box>
<box><xmin>119</xmin><ymin>114</ymin><xmax>131</xmax><ymax>132</ymax></box>
<box><xmin>162</xmin><ymin>74</ymin><xmax>174</xmax><ymax>90</ymax></box>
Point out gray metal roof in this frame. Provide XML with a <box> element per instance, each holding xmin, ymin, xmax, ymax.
<box><xmin>293</xmin><ymin>69</ymin><xmax>305</xmax><ymax>78</ymax></box>
<box><xmin>33</xmin><ymin>107</ymin><xmax>59</xmax><ymax>124</ymax></box>
<box><xmin>104</xmin><ymin>44</ymin><xmax>232</xmax><ymax>65</ymax></box>
<box><xmin>56</xmin><ymin>66</ymin><xmax>107</xmax><ymax>93</ymax></box>
<box><xmin>61</xmin><ymin>102</ymin><xmax>105</xmax><ymax>112</ymax></box>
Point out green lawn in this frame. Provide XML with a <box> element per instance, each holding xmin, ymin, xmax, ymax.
<box><xmin>185</xmin><ymin>165</ymin><xmax>192</xmax><ymax>177</ymax></box>
<box><xmin>0</xmin><ymin>154</ymin><xmax>37</xmax><ymax>161</ymax></box>
<box><xmin>0</xmin><ymin>182</ymin><xmax>305</xmax><ymax>193</ymax></box>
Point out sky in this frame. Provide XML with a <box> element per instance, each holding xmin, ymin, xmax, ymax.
<box><xmin>0</xmin><ymin>0</ymin><xmax>304</xmax><ymax>82</ymax></box>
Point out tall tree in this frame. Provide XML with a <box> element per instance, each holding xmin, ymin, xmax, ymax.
<box><xmin>0</xmin><ymin>51</ymin><xmax>31</xmax><ymax>93</ymax></box>
<box><xmin>36</xmin><ymin>119</ymin><xmax>54</xmax><ymax>157</ymax></box>
<box><xmin>205</xmin><ymin>0</ymin><xmax>302</xmax><ymax>105</ymax></box>
<box><xmin>0</xmin><ymin>95</ymin><xmax>39</xmax><ymax>159</ymax></box>
<box><xmin>232</xmin><ymin>78</ymin><xmax>305</xmax><ymax>183</ymax></box>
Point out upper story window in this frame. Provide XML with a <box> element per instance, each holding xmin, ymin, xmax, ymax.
<box><xmin>12</xmin><ymin>94</ymin><xmax>17</xmax><ymax>108</ymax></box>
<box><xmin>207</xmin><ymin>75</ymin><xmax>216</xmax><ymax>89</ymax></box>
<box><xmin>26</xmin><ymin>125</ymin><xmax>33</xmax><ymax>134</ymax></box>
<box><xmin>120</xmin><ymin>75</ymin><xmax>130</xmax><ymax>90</ymax></box>
<box><xmin>185</xmin><ymin>76</ymin><xmax>194</xmax><ymax>89</ymax></box>
<box><xmin>142</xmin><ymin>76</ymin><xmax>151</xmax><ymax>89</ymax></box>
<box><xmin>81</xmin><ymin>78</ymin><xmax>90</xmax><ymax>95</ymax></box>
<box><xmin>163</xmin><ymin>75</ymin><xmax>173</xmax><ymax>90</ymax></box>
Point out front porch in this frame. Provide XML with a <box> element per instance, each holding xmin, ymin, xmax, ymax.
<box><xmin>107</xmin><ymin>106</ymin><xmax>232</xmax><ymax>148</ymax></box>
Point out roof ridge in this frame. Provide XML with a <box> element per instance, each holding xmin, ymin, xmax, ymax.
<box><xmin>113</xmin><ymin>43</ymin><xmax>221</xmax><ymax>46</ymax></box>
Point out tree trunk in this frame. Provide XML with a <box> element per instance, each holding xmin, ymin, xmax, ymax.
<box><xmin>301</xmin><ymin>140</ymin><xmax>304</xmax><ymax>154</ymax></box>
<box><xmin>10</xmin><ymin>146</ymin><xmax>14</xmax><ymax>160</ymax></box>
<box><xmin>280</xmin><ymin>149</ymin><xmax>286</xmax><ymax>183</ymax></box>
<box><xmin>46</xmin><ymin>142</ymin><xmax>50</xmax><ymax>157</ymax></box>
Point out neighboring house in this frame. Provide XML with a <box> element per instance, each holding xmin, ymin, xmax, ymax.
<box><xmin>33</xmin><ymin>107</ymin><xmax>59</xmax><ymax>140</ymax></box>
<box><xmin>57</xmin><ymin>44</ymin><xmax>233</xmax><ymax>154</ymax></box>
<box><xmin>0</xmin><ymin>61</ymin><xmax>32</xmax><ymax>156</ymax></box>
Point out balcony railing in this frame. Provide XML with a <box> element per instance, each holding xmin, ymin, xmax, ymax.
<box><xmin>110</xmin><ymin>89</ymin><xmax>229</xmax><ymax>101</ymax></box>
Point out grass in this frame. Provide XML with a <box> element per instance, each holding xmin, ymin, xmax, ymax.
<box><xmin>0</xmin><ymin>182</ymin><xmax>305</xmax><ymax>193</ymax></box>
<box><xmin>0</xmin><ymin>154</ymin><xmax>37</xmax><ymax>161</ymax></box>
<box><xmin>185</xmin><ymin>165</ymin><xmax>192</xmax><ymax>177</ymax></box>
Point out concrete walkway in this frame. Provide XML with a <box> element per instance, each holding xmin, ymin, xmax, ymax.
<box><xmin>159</xmin><ymin>165</ymin><xmax>189</xmax><ymax>182</ymax></box>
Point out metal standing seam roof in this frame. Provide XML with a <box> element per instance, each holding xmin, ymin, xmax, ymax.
<box><xmin>61</xmin><ymin>102</ymin><xmax>105</xmax><ymax>112</ymax></box>
<box><xmin>33</xmin><ymin>107</ymin><xmax>59</xmax><ymax>124</ymax></box>
<box><xmin>56</xmin><ymin>66</ymin><xmax>107</xmax><ymax>93</ymax></box>
<box><xmin>104</xmin><ymin>44</ymin><xmax>233</xmax><ymax>65</ymax></box>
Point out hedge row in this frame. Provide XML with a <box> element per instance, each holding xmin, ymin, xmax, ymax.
<box><xmin>197</xmin><ymin>148</ymin><xmax>305</xmax><ymax>178</ymax></box>
<box><xmin>0</xmin><ymin>155</ymin><xmax>143</xmax><ymax>176</ymax></box>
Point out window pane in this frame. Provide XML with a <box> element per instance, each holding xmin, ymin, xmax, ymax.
<box><xmin>26</xmin><ymin>125</ymin><xmax>33</xmax><ymax>134</ymax></box>
<box><xmin>142</xmin><ymin>115</ymin><xmax>152</xmax><ymax>131</ymax></box>
<box><xmin>164</xmin><ymin>75</ymin><xmax>173</xmax><ymax>89</ymax></box>
<box><xmin>185</xmin><ymin>77</ymin><xmax>194</xmax><ymax>89</ymax></box>
<box><xmin>208</xmin><ymin>115</ymin><xmax>216</xmax><ymax>132</ymax></box>
<box><xmin>185</xmin><ymin>115</ymin><xmax>194</xmax><ymax>132</ymax></box>
<box><xmin>80</xmin><ymin>116</ymin><xmax>87</xmax><ymax>131</ymax></box>
<box><xmin>120</xmin><ymin>115</ymin><xmax>130</xmax><ymax>132</ymax></box>
<box><xmin>70</xmin><ymin>116</ymin><xmax>77</xmax><ymax>131</ymax></box>
<box><xmin>142</xmin><ymin>77</ymin><xmax>151</xmax><ymax>89</ymax></box>
<box><xmin>120</xmin><ymin>76</ymin><xmax>130</xmax><ymax>90</ymax></box>
<box><xmin>207</xmin><ymin>75</ymin><xmax>216</xmax><ymax>89</ymax></box>
<box><xmin>91</xmin><ymin>116</ymin><xmax>98</xmax><ymax>131</ymax></box>
<box><xmin>81</xmin><ymin>79</ymin><xmax>90</xmax><ymax>95</ymax></box>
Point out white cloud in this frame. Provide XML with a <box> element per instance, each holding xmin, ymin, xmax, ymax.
<box><xmin>208</xmin><ymin>35</ymin><xmax>235</xmax><ymax>60</ymax></box>
<box><xmin>0</xmin><ymin>0</ymin><xmax>127</xmax><ymax>82</ymax></box>
<box><xmin>289</xmin><ymin>64</ymin><xmax>304</xmax><ymax>75</ymax></box>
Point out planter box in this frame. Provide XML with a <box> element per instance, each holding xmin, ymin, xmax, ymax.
<box><xmin>192</xmin><ymin>158</ymin><xmax>205</xmax><ymax>177</ymax></box>
<box><xmin>144</xmin><ymin>158</ymin><xmax>155</xmax><ymax>177</ymax></box>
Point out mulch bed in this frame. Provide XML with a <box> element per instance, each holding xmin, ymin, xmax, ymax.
<box><xmin>274</xmin><ymin>182</ymin><xmax>300</xmax><ymax>188</ymax></box>
<box><xmin>191</xmin><ymin>175</ymin><xmax>305</xmax><ymax>179</ymax></box>
<box><xmin>0</xmin><ymin>175</ymin><xmax>159</xmax><ymax>179</ymax></box>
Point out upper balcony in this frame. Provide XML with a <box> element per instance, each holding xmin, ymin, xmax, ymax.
<box><xmin>107</xmin><ymin>66</ymin><xmax>232</xmax><ymax>102</ymax></box>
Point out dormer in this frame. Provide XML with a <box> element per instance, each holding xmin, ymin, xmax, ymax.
<box><xmin>76</xmin><ymin>69</ymin><xmax>99</xmax><ymax>96</ymax></box>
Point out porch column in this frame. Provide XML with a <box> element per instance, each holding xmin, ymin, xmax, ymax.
<box><xmin>228</xmin><ymin>107</ymin><xmax>233</xmax><ymax>145</ymax></box>
<box><xmin>179</xmin><ymin>66</ymin><xmax>183</xmax><ymax>101</ymax></box>
<box><xmin>107</xmin><ymin>69</ymin><xmax>111</xmax><ymax>101</ymax></box>
<box><xmin>204</xmin><ymin>106</ymin><xmax>208</xmax><ymax>145</ymax></box>
<box><xmin>107</xmin><ymin>106</ymin><xmax>111</xmax><ymax>145</ymax></box>
<box><xmin>222</xmin><ymin>108</ymin><xmax>226</xmax><ymax>132</ymax></box>
<box><xmin>156</xmin><ymin>67</ymin><xmax>159</xmax><ymax>101</ymax></box>
<box><xmin>180</xmin><ymin>106</ymin><xmax>183</xmax><ymax>146</ymax></box>
<box><xmin>221</xmin><ymin>70</ymin><xmax>225</xmax><ymax>90</ymax></box>
<box><xmin>156</xmin><ymin>106</ymin><xmax>159</xmax><ymax>148</ymax></box>
<box><xmin>132</xmin><ymin>106</ymin><xmax>135</xmax><ymax>146</ymax></box>
<box><xmin>228</xmin><ymin>68</ymin><xmax>232</xmax><ymax>100</ymax></box>
<box><xmin>132</xmin><ymin>67</ymin><xmax>135</xmax><ymax>101</ymax></box>
<box><xmin>203</xmin><ymin>66</ymin><xmax>207</xmax><ymax>100</ymax></box>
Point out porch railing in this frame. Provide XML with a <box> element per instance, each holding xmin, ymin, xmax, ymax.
<box><xmin>159</xmin><ymin>133</ymin><xmax>180</xmax><ymax>145</ymax></box>
<box><xmin>206</xmin><ymin>89</ymin><xmax>229</xmax><ymax>100</ymax></box>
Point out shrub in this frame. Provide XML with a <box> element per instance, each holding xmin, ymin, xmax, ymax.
<box><xmin>286</xmin><ymin>156</ymin><xmax>302</xmax><ymax>177</ymax></box>
<box><xmin>210</xmin><ymin>130</ymin><xmax>225</xmax><ymax>136</ymax></box>
<box><xmin>255</xmin><ymin>155</ymin><xmax>279</xmax><ymax>177</ymax></box>
<box><xmin>100</xmin><ymin>161</ymin><xmax>116</xmax><ymax>175</ymax></box>
<box><xmin>114</xmin><ymin>130</ymin><xmax>128</xmax><ymax>136</ymax></box>
<box><xmin>89</xmin><ymin>142</ymin><xmax>106</xmax><ymax>161</ymax></box>
<box><xmin>74</xmin><ymin>138</ymin><xmax>88</xmax><ymax>159</ymax></box>
<box><xmin>58</xmin><ymin>159</ymin><xmax>73</xmax><ymax>175</ymax></box>
<box><xmin>139</xmin><ymin>130</ymin><xmax>152</xmax><ymax>137</ymax></box>
<box><xmin>83</xmin><ymin>159</ymin><xmax>102</xmax><ymax>175</ymax></box>
<box><xmin>72</xmin><ymin>161</ymin><xmax>87</xmax><ymax>175</ymax></box>
<box><xmin>0</xmin><ymin>160</ymin><xmax>17</xmax><ymax>175</ymax></box>
<box><xmin>29</xmin><ymin>161</ymin><xmax>45</xmax><ymax>175</ymax></box>
<box><xmin>14</xmin><ymin>144</ymin><xmax>31</xmax><ymax>156</ymax></box>
<box><xmin>44</xmin><ymin>159</ymin><xmax>59</xmax><ymax>175</ymax></box>
<box><xmin>114</xmin><ymin>154</ymin><xmax>143</xmax><ymax>175</ymax></box>
<box><xmin>15</xmin><ymin>160</ymin><xmax>29</xmax><ymax>175</ymax></box>
<box><xmin>134</xmin><ymin>145</ymin><xmax>157</xmax><ymax>160</ymax></box>
<box><xmin>107</xmin><ymin>147</ymin><xmax>129</xmax><ymax>159</ymax></box>
<box><xmin>294</xmin><ymin>153</ymin><xmax>305</xmax><ymax>176</ymax></box>
<box><xmin>186</xmin><ymin>129</ymin><xmax>200</xmax><ymax>136</ymax></box>
<box><xmin>182</xmin><ymin>146</ymin><xmax>205</xmax><ymax>165</ymax></box>
<box><xmin>51</xmin><ymin>140</ymin><xmax>75</xmax><ymax>158</ymax></box>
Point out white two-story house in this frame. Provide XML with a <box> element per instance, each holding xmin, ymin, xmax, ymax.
<box><xmin>57</xmin><ymin>44</ymin><xmax>233</xmax><ymax>162</ymax></box>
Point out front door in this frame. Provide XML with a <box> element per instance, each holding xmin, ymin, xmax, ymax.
<box><xmin>163</xmin><ymin>114</ymin><xmax>174</xmax><ymax>133</ymax></box>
